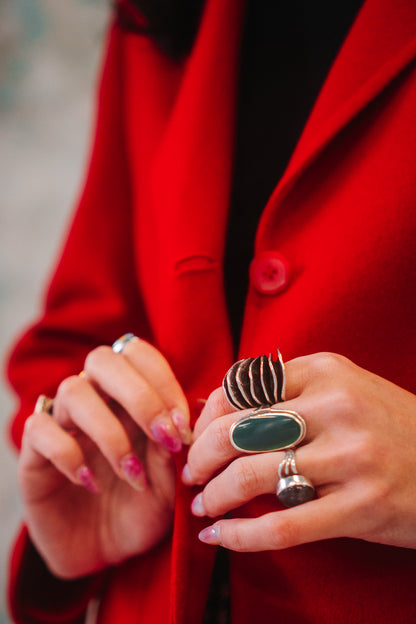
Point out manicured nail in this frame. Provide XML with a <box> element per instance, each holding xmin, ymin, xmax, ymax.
<box><xmin>77</xmin><ymin>465</ymin><xmax>101</xmax><ymax>494</ymax></box>
<box><xmin>121</xmin><ymin>455</ymin><xmax>147</xmax><ymax>491</ymax></box>
<box><xmin>171</xmin><ymin>410</ymin><xmax>193</xmax><ymax>445</ymax></box>
<box><xmin>181</xmin><ymin>463</ymin><xmax>192</xmax><ymax>484</ymax></box>
<box><xmin>151</xmin><ymin>420</ymin><xmax>182</xmax><ymax>453</ymax></box>
<box><xmin>198</xmin><ymin>524</ymin><xmax>221</xmax><ymax>545</ymax></box>
<box><xmin>191</xmin><ymin>493</ymin><xmax>206</xmax><ymax>516</ymax></box>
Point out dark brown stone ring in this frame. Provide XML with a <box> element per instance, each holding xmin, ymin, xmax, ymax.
<box><xmin>276</xmin><ymin>449</ymin><xmax>315</xmax><ymax>507</ymax></box>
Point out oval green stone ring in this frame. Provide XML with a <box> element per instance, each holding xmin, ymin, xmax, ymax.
<box><xmin>229</xmin><ymin>407</ymin><xmax>306</xmax><ymax>453</ymax></box>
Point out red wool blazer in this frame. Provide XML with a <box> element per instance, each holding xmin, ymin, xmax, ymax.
<box><xmin>7</xmin><ymin>0</ymin><xmax>416</xmax><ymax>622</ymax></box>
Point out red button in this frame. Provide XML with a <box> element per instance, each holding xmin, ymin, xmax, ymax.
<box><xmin>249</xmin><ymin>251</ymin><xmax>290</xmax><ymax>295</ymax></box>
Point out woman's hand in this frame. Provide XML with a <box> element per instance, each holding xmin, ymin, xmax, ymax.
<box><xmin>183</xmin><ymin>352</ymin><xmax>416</xmax><ymax>552</ymax></box>
<box><xmin>19</xmin><ymin>337</ymin><xmax>191</xmax><ymax>578</ymax></box>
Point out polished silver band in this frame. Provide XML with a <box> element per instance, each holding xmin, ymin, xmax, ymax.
<box><xmin>112</xmin><ymin>333</ymin><xmax>136</xmax><ymax>354</ymax></box>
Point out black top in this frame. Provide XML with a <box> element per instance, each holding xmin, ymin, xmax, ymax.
<box><xmin>205</xmin><ymin>2</ymin><xmax>364</xmax><ymax>621</ymax></box>
<box><xmin>224</xmin><ymin>0</ymin><xmax>364</xmax><ymax>349</ymax></box>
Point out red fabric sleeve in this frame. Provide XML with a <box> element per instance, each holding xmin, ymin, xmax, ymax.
<box><xmin>6</xmin><ymin>21</ymin><xmax>151</xmax><ymax>624</ymax></box>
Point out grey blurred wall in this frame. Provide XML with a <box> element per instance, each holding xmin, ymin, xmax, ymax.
<box><xmin>0</xmin><ymin>1</ymin><xmax>110</xmax><ymax>621</ymax></box>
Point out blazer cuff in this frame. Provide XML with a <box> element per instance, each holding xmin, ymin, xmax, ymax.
<box><xmin>8</xmin><ymin>525</ymin><xmax>107</xmax><ymax>624</ymax></box>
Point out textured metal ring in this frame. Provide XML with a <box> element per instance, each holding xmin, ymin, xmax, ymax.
<box><xmin>222</xmin><ymin>351</ymin><xmax>286</xmax><ymax>410</ymax></box>
<box><xmin>276</xmin><ymin>449</ymin><xmax>315</xmax><ymax>507</ymax></box>
<box><xmin>112</xmin><ymin>333</ymin><xmax>137</xmax><ymax>354</ymax></box>
<box><xmin>34</xmin><ymin>394</ymin><xmax>54</xmax><ymax>415</ymax></box>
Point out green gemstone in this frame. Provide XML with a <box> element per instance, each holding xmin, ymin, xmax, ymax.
<box><xmin>230</xmin><ymin>412</ymin><xmax>303</xmax><ymax>452</ymax></box>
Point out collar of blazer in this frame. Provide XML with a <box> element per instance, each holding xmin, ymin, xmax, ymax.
<box><xmin>256</xmin><ymin>0</ymin><xmax>416</xmax><ymax>246</ymax></box>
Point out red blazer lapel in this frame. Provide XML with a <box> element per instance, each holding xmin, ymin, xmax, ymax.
<box><xmin>158</xmin><ymin>1</ymin><xmax>246</xmax><ymax>623</ymax></box>
<box><xmin>257</xmin><ymin>0</ymin><xmax>416</xmax><ymax>247</ymax></box>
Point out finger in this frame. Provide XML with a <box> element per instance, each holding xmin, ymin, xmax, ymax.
<box><xmin>20</xmin><ymin>411</ymin><xmax>101</xmax><ymax>496</ymax></box>
<box><xmin>183</xmin><ymin>410</ymin><xmax>252</xmax><ymax>485</ymax></box>
<box><xmin>198</xmin><ymin>492</ymin><xmax>348</xmax><ymax>551</ymax></box>
<box><xmin>194</xmin><ymin>352</ymin><xmax>343</xmax><ymax>440</ymax></box>
<box><xmin>84</xmin><ymin>346</ymin><xmax>183</xmax><ymax>453</ymax></box>
<box><xmin>54</xmin><ymin>375</ymin><xmax>147</xmax><ymax>490</ymax></box>
<box><xmin>193</xmin><ymin>387</ymin><xmax>234</xmax><ymax>440</ymax></box>
<box><xmin>185</xmin><ymin>393</ymin><xmax>326</xmax><ymax>486</ymax></box>
<box><xmin>120</xmin><ymin>337</ymin><xmax>192</xmax><ymax>443</ymax></box>
<box><xmin>190</xmin><ymin>439</ymin><xmax>340</xmax><ymax>518</ymax></box>
<box><xmin>283</xmin><ymin>352</ymin><xmax>353</xmax><ymax>401</ymax></box>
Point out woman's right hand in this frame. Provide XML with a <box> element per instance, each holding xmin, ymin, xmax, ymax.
<box><xmin>18</xmin><ymin>336</ymin><xmax>191</xmax><ymax>579</ymax></box>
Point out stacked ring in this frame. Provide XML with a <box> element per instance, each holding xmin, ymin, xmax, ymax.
<box><xmin>276</xmin><ymin>449</ymin><xmax>315</xmax><ymax>507</ymax></box>
<box><xmin>112</xmin><ymin>333</ymin><xmax>137</xmax><ymax>354</ymax></box>
<box><xmin>224</xmin><ymin>352</ymin><xmax>315</xmax><ymax>507</ymax></box>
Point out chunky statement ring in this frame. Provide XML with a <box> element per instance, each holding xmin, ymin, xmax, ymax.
<box><xmin>112</xmin><ymin>333</ymin><xmax>136</xmax><ymax>354</ymax></box>
<box><xmin>276</xmin><ymin>449</ymin><xmax>315</xmax><ymax>507</ymax></box>
<box><xmin>229</xmin><ymin>406</ymin><xmax>306</xmax><ymax>453</ymax></box>
<box><xmin>34</xmin><ymin>394</ymin><xmax>54</xmax><ymax>415</ymax></box>
<box><xmin>223</xmin><ymin>351</ymin><xmax>286</xmax><ymax>410</ymax></box>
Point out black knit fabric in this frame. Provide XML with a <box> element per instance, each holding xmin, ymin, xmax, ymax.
<box><xmin>224</xmin><ymin>0</ymin><xmax>364</xmax><ymax>349</ymax></box>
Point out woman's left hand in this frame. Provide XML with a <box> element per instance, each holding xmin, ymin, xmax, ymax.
<box><xmin>182</xmin><ymin>352</ymin><xmax>416</xmax><ymax>552</ymax></box>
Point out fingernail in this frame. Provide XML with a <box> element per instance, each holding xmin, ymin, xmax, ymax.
<box><xmin>121</xmin><ymin>455</ymin><xmax>147</xmax><ymax>491</ymax></box>
<box><xmin>171</xmin><ymin>410</ymin><xmax>193</xmax><ymax>445</ymax></box>
<box><xmin>181</xmin><ymin>463</ymin><xmax>192</xmax><ymax>484</ymax></box>
<box><xmin>191</xmin><ymin>493</ymin><xmax>206</xmax><ymax>516</ymax></box>
<box><xmin>198</xmin><ymin>524</ymin><xmax>221</xmax><ymax>545</ymax></box>
<box><xmin>151</xmin><ymin>420</ymin><xmax>182</xmax><ymax>453</ymax></box>
<box><xmin>77</xmin><ymin>465</ymin><xmax>101</xmax><ymax>494</ymax></box>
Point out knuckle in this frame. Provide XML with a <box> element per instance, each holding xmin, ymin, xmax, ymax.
<box><xmin>84</xmin><ymin>345</ymin><xmax>112</xmax><ymax>371</ymax></box>
<box><xmin>308</xmin><ymin>352</ymin><xmax>349</xmax><ymax>377</ymax></box>
<box><xmin>232</xmin><ymin>458</ymin><xmax>260</xmax><ymax>498</ymax></box>
<box><xmin>223</xmin><ymin>524</ymin><xmax>246</xmax><ymax>551</ymax></box>
<box><xmin>56</xmin><ymin>375</ymin><xmax>83</xmax><ymax>404</ymax></box>
<box><xmin>346</xmin><ymin>432</ymin><xmax>380</xmax><ymax>473</ymax></box>
<box><xmin>207</xmin><ymin>387</ymin><xmax>225</xmax><ymax>410</ymax></box>
<box><xmin>201</xmin><ymin>489</ymin><xmax>218</xmax><ymax>518</ymax></box>
<box><xmin>211</xmin><ymin>418</ymin><xmax>233</xmax><ymax>455</ymax></box>
<box><xmin>328</xmin><ymin>386</ymin><xmax>361</xmax><ymax>421</ymax></box>
<box><xmin>269</xmin><ymin>516</ymin><xmax>300</xmax><ymax>550</ymax></box>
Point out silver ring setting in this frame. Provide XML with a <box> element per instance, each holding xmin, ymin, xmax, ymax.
<box><xmin>112</xmin><ymin>333</ymin><xmax>136</xmax><ymax>354</ymax></box>
<box><xmin>276</xmin><ymin>449</ymin><xmax>315</xmax><ymax>507</ymax></box>
<box><xmin>229</xmin><ymin>407</ymin><xmax>306</xmax><ymax>453</ymax></box>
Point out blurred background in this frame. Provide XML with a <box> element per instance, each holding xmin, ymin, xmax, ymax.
<box><xmin>0</xmin><ymin>1</ymin><xmax>110</xmax><ymax>621</ymax></box>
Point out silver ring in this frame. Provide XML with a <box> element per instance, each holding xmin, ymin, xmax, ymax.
<box><xmin>222</xmin><ymin>350</ymin><xmax>286</xmax><ymax>410</ymax></box>
<box><xmin>229</xmin><ymin>407</ymin><xmax>306</xmax><ymax>453</ymax></box>
<box><xmin>276</xmin><ymin>449</ymin><xmax>315</xmax><ymax>507</ymax></box>
<box><xmin>112</xmin><ymin>333</ymin><xmax>136</xmax><ymax>354</ymax></box>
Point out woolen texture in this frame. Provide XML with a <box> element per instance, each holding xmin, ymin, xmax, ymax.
<box><xmin>6</xmin><ymin>0</ymin><xmax>416</xmax><ymax>622</ymax></box>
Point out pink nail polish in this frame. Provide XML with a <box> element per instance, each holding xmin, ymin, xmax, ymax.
<box><xmin>77</xmin><ymin>465</ymin><xmax>101</xmax><ymax>494</ymax></box>
<box><xmin>171</xmin><ymin>410</ymin><xmax>193</xmax><ymax>445</ymax></box>
<box><xmin>191</xmin><ymin>493</ymin><xmax>206</xmax><ymax>516</ymax></box>
<box><xmin>121</xmin><ymin>455</ymin><xmax>147</xmax><ymax>491</ymax></box>
<box><xmin>151</xmin><ymin>420</ymin><xmax>182</xmax><ymax>453</ymax></box>
<box><xmin>198</xmin><ymin>525</ymin><xmax>221</xmax><ymax>545</ymax></box>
